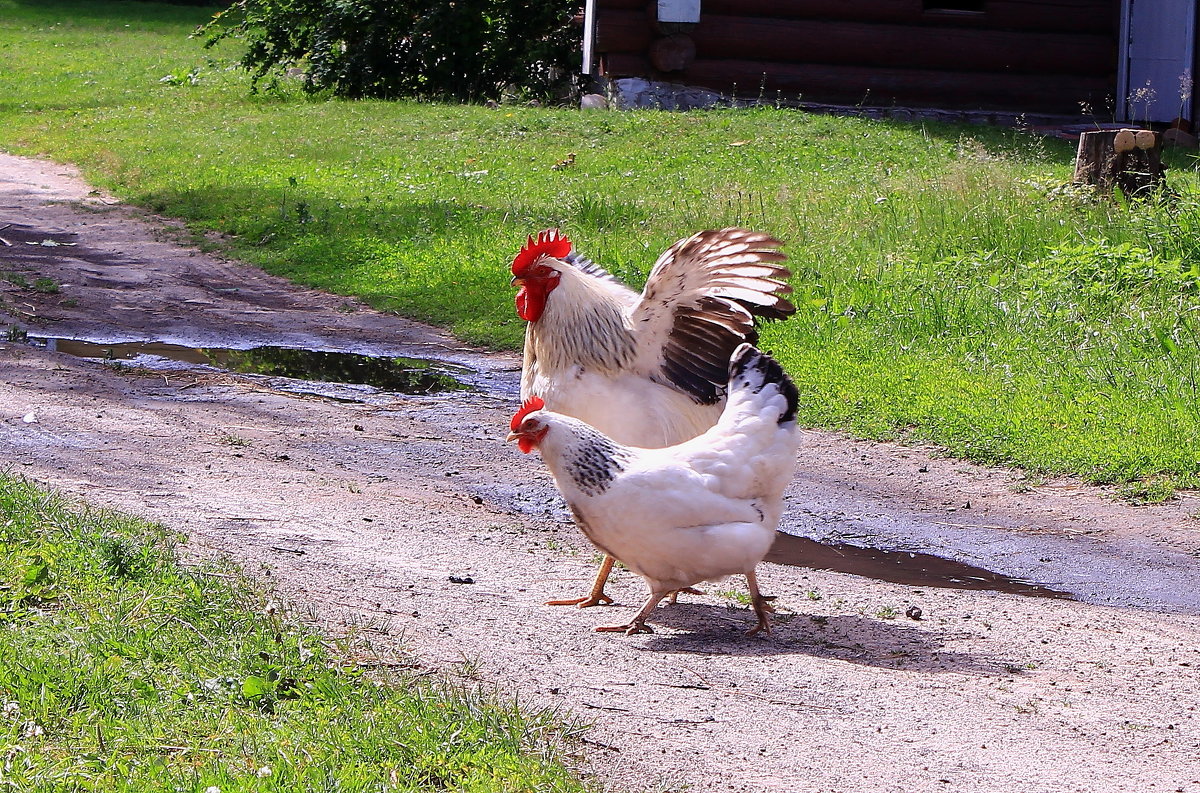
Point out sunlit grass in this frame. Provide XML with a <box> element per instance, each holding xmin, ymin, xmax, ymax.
<box><xmin>0</xmin><ymin>473</ymin><xmax>590</xmax><ymax>791</ymax></box>
<box><xmin>2</xmin><ymin>0</ymin><xmax>1199</xmax><ymax>491</ymax></box>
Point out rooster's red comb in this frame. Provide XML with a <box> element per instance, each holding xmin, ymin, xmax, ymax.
<box><xmin>510</xmin><ymin>396</ymin><xmax>546</xmax><ymax>431</ymax></box>
<box><xmin>512</xmin><ymin>229</ymin><xmax>571</xmax><ymax>275</ymax></box>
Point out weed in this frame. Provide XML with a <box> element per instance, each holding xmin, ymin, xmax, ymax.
<box><xmin>715</xmin><ymin>588</ymin><xmax>751</xmax><ymax>605</ymax></box>
<box><xmin>1</xmin><ymin>271</ymin><xmax>30</xmax><ymax>288</ymax></box>
<box><xmin>219</xmin><ymin>434</ymin><xmax>251</xmax><ymax>447</ymax></box>
<box><xmin>1015</xmin><ymin>698</ymin><xmax>1042</xmax><ymax>714</ymax></box>
<box><xmin>1117</xmin><ymin>476</ymin><xmax>1177</xmax><ymax>505</ymax></box>
<box><xmin>875</xmin><ymin>605</ymin><xmax>899</xmax><ymax>620</ymax></box>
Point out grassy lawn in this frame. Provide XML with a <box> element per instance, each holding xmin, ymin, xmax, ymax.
<box><xmin>0</xmin><ymin>472</ymin><xmax>590</xmax><ymax>791</ymax></box>
<box><xmin>2</xmin><ymin>0</ymin><xmax>1200</xmax><ymax>491</ymax></box>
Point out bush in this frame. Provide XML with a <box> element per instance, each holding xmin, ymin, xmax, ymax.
<box><xmin>197</xmin><ymin>0</ymin><xmax>580</xmax><ymax>103</ymax></box>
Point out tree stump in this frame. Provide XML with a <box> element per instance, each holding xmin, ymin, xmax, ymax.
<box><xmin>1073</xmin><ymin>129</ymin><xmax>1164</xmax><ymax>196</ymax></box>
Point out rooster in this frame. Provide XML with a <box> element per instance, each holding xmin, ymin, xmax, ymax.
<box><xmin>511</xmin><ymin>228</ymin><xmax>795</xmax><ymax>607</ymax></box>
<box><xmin>507</xmin><ymin>343</ymin><xmax>800</xmax><ymax>636</ymax></box>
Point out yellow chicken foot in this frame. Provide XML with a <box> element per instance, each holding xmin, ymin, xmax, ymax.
<box><xmin>546</xmin><ymin>555</ymin><xmax>615</xmax><ymax>607</ymax></box>
<box><xmin>595</xmin><ymin>621</ymin><xmax>653</xmax><ymax>635</ymax></box>
<box><xmin>596</xmin><ymin>589</ymin><xmax>669</xmax><ymax>636</ymax></box>
<box><xmin>666</xmin><ymin>586</ymin><xmax>704</xmax><ymax>604</ymax></box>
<box><xmin>745</xmin><ymin>570</ymin><xmax>775</xmax><ymax>636</ymax></box>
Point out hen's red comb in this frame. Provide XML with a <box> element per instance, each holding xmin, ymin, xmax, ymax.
<box><xmin>510</xmin><ymin>395</ymin><xmax>546</xmax><ymax>431</ymax></box>
<box><xmin>512</xmin><ymin>229</ymin><xmax>571</xmax><ymax>275</ymax></box>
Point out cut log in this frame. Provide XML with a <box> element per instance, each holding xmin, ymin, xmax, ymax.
<box><xmin>650</xmin><ymin>34</ymin><xmax>696</xmax><ymax>71</ymax></box>
<box><xmin>1073</xmin><ymin>129</ymin><xmax>1164</xmax><ymax>195</ymax></box>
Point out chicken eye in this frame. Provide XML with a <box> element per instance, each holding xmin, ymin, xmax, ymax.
<box><xmin>533</xmin><ymin>264</ymin><xmax>560</xmax><ymax>281</ymax></box>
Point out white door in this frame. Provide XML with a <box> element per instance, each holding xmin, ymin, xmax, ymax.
<box><xmin>1120</xmin><ymin>0</ymin><xmax>1197</xmax><ymax>123</ymax></box>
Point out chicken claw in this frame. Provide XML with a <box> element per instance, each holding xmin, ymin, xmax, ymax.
<box><xmin>546</xmin><ymin>593</ymin><xmax>613</xmax><ymax>608</ymax></box>
<box><xmin>546</xmin><ymin>555</ymin><xmax>615</xmax><ymax>607</ymax></box>
<box><xmin>595</xmin><ymin>591</ymin><xmax>668</xmax><ymax>635</ymax></box>
<box><xmin>666</xmin><ymin>586</ymin><xmax>704</xmax><ymax>604</ymax></box>
<box><xmin>595</xmin><ymin>621</ymin><xmax>653</xmax><ymax>635</ymax></box>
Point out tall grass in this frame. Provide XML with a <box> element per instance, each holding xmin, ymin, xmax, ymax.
<box><xmin>0</xmin><ymin>473</ymin><xmax>589</xmax><ymax>791</ymax></box>
<box><xmin>2</xmin><ymin>0</ymin><xmax>1199</xmax><ymax>490</ymax></box>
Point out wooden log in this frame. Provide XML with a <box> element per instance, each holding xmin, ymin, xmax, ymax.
<box><xmin>699</xmin><ymin>0</ymin><xmax>1117</xmax><ymax>33</ymax></box>
<box><xmin>691</xmin><ymin>15</ymin><xmax>1115</xmax><ymax>75</ymax></box>
<box><xmin>595</xmin><ymin>9</ymin><xmax>654</xmax><ymax>50</ymax></box>
<box><xmin>1073</xmin><ymin>129</ymin><xmax>1164</xmax><ymax>195</ymax></box>
<box><xmin>600</xmin><ymin>54</ymin><xmax>1111</xmax><ymax>112</ymax></box>
<box><xmin>650</xmin><ymin>34</ymin><xmax>697</xmax><ymax>72</ymax></box>
<box><xmin>595</xmin><ymin>10</ymin><xmax>1115</xmax><ymax>75</ymax></box>
<box><xmin>596</xmin><ymin>0</ymin><xmax>650</xmax><ymax>9</ymax></box>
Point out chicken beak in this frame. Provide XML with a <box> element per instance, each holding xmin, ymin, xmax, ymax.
<box><xmin>510</xmin><ymin>275</ymin><xmax>522</xmax><ymax>288</ymax></box>
<box><xmin>505</xmin><ymin>431</ymin><xmax>520</xmax><ymax>443</ymax></box>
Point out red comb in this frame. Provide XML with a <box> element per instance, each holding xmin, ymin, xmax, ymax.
<box><xmin>512</xmin><ymin>229</ymin><xmax>571</xmax><ymax>275</ymax></box>
<box><xmin>510</xmin><ymin>396</ymin><xmax>546</xmax><ymax>431</ymax></box>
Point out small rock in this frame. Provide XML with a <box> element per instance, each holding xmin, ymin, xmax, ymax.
<box><xmin>906</xmin><ymin>606</ymin><xmax>923</xmax><ymax>620</ymax></box>
<box><xmin>448</xmin><ymin>575</ymin><xmax>474</xmax><ymax>585</ymax></box>
<box><xmin>1165</xmin><ymin>128</ymin><xmax>1199</xmax><ymax>149</ymax></box>
<box><xmin>580</xmin><ymin>93</ymin><xmax>608</xmax><ymax>110</ymax></box>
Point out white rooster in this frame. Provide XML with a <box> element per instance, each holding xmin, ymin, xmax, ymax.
<box><xmin>507</xmin><ymin>343</ymin><xmax>800</xmax><ymax>636</ymax></box>
<box><xmin>510</xmin><ymin>228</ymin><xmax>795</xmax><ymax>607</ymax></box>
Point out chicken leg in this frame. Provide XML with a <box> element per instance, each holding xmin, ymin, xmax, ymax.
<box><xmin>546</xmin><ymin>555</ymin><xmax>703</xmax><ymax>608</ymax></box>
<box><xmin>745</xmin><ymin>569</ymin><xmax>775</xmax><ymax>636</ymax></box>
<box><xmin>545</xmin><ymin>555</ymin><xmax>616</xmax><ymax>607</ymax></box>
<box><xmin>595</xmin><ymin>587</ymin><xmax>671</xmax><ymax>635</ymax></box>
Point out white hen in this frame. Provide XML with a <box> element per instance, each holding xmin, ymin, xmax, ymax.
<box><xmin>510</xmin><ymin>228</ymin><xmax>795</xmax><ymax>607</ymax></box>
<box><xmin>507</xmin><ymin>343</ymin><xmax>800</xmax><ymax>636</ymax></box>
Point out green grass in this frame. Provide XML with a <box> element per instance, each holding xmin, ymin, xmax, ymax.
<box><xmin>2</xmin><ymin>0</ymin><xmax>1200</xmax><ymax>492</ymax></box>
<box><xmin>0</xmin><ymin>473</ymin><xmax>590</xmax><ymax>791</ymax></box>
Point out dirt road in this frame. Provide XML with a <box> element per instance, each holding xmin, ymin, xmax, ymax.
<box><xmin>3</xmin><ymin>151</ymin><xmax>1200</xmax><ymax>793</ymax></box>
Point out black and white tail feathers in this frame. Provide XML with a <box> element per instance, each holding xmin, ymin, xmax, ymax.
<box><xmin>727</xmin><ymin>343</ymin><xmax>798</xmax><ymax>425</ymax></box>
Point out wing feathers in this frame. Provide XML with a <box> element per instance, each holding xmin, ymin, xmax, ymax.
<box><xmin>630</xmin><ymin>228</ymin><xmax>797</xmax><ymax>404</ymax></box>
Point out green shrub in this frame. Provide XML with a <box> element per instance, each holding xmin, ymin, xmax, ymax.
<box><xmin>197</xmin><ymin>0</ymin><xmax>580</xmax><ymax>102</ymax></box>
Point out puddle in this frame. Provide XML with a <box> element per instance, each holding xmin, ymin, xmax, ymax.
<box><xmin>765</xmin><ymin>531</ymin><xmax>1072</xmax><ymax>599</ymax></box>
<box><xmin>27</xmin><ymin>336</ymin><xmax>472</xmax><ymax>395</ymax></box>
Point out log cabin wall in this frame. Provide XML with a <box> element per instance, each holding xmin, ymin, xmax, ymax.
<box><xmin>594</xmin><ymin>0</ymin><xmax>1121</xmax><ymax>115</ymax></box>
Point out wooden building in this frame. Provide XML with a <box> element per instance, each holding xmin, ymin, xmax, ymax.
<box><xmin>583</xmin><ymin>0</ymin><xmax>1198</xmax><ymax>123</ymax></box>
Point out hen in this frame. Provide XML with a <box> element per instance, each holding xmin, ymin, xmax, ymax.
<box><xmin>510</xmin><ymin>228</ymin><xmax>795</xmax><ymax>607</ymax></box>
<box><xmin>507</xmin><ymin>343</ymin><xmax>800</xmax><ymax>636</ymax></box>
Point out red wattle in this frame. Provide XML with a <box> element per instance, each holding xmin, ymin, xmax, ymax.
<box><xmin>518</xmin><ymin>437</ymin><xmax>535</xmax><ymax>454</ymax></box>
<box><xmin>515</xmin><ymin>284</ymin><xmax>546</xmax><ymax>322</ymax></box>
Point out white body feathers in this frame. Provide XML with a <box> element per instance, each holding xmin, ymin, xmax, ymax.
<box><xmin>525</xmin><ymin>345</ymin><xmax>800</xmax><ymax>595</ymax></box>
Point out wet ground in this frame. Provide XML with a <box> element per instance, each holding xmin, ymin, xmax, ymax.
<box><xmin>19</xmin><ymin>327</ymin><xmax>1200</xmax><ymax>614</ymax></box>
<box><xmin>3</xmin><ymin>151</ymin><xmax>1200</xmax><ymax>793</ymax></box>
